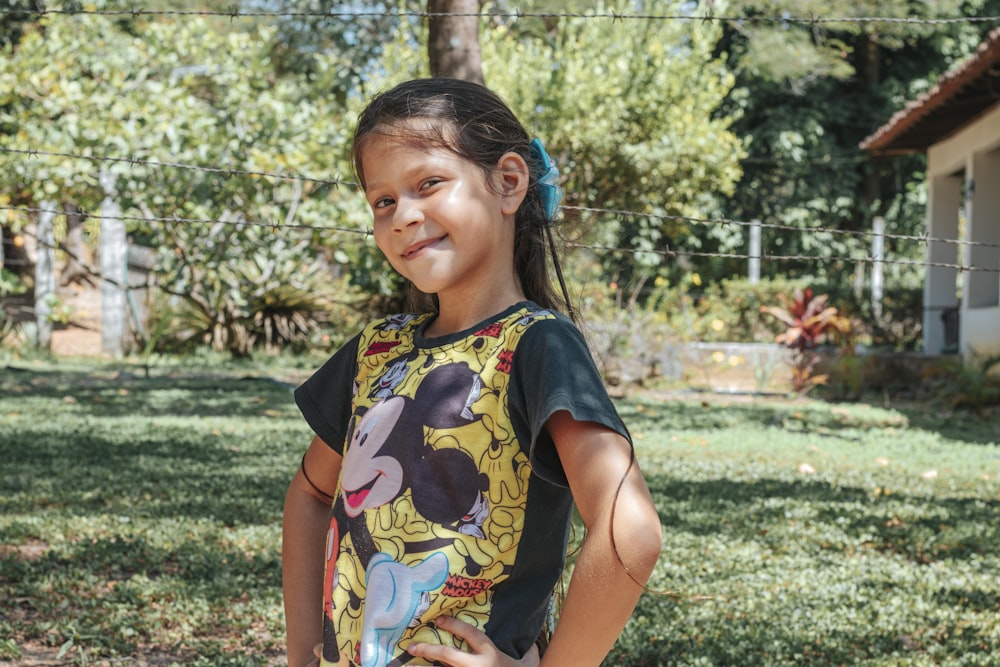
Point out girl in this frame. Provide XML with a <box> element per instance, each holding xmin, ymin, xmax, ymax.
<box><xmin>283</xmin><ymin>77</ymin><xmax>662</xmax><ymax>667</ymax></box>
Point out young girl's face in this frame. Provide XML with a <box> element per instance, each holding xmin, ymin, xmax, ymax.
<box><xmin>360</xmin><ymin>130</ymin><xmax>526</xmax><ymax>306</ymax></box>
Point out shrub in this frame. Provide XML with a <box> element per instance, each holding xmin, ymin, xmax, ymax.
<box><xmin>922</xmin><ymin>352</ymin><xmax>1000</xmax><ymax>415</ymax></box>
<box><xmin>0</xmin><ymin>268</ymin><xmax>29</xmax><ymax>350</ymax></box>
<box><xmin>152</xmin><ymin>247</ymin><xmax>344</xmax><ymax>358</ymax></box>
<box><xmin>760</xmin><ymin>287</ymin><xmax>851</xmax><ymax>394</ymax></box>
<box><xmin>687</xmin><ymin>276</ymin><xmax>808</xmax><ymax>344</ymax></box>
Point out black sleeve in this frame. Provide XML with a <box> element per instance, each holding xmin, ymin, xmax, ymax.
<box><xmin>509</xmin><ymin>314</ymin><xmax>630</xmax><ymax>486</ymax></box>
<box><xmin>293</xmin><ymin>333</ymin><xmax>362</xmax><ymax>455</ymax></box>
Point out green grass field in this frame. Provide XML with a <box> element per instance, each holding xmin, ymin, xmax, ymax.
<box><xmin>1</xmin><ymin>361</ymin><xmax>999</xmax><ymax>666</ymax></box>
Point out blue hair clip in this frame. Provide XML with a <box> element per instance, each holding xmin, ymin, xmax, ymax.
<box><xmin>529</xmin><ymin>138</ymin><xmax>562</xmax><ymax>222</ymax></box>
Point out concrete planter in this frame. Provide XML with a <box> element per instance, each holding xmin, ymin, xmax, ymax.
<box><xmin>589</xmin><ymin>322</ymin><xmax>957</xmax><ymax>396</ymax></box>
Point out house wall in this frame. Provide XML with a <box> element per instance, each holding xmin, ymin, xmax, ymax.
<box><xmin>926</xmin><ymin>103</ymin><xmax>1000</xmax><ymax>358</ymax></box>
<box><xmin>923</xmin><ymin>174</ymin><xmax>961</xmax><ymax>354</ymax></box>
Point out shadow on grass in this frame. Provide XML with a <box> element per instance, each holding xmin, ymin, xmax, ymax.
<box><xmin>0</xmin><ymin>531</ymin><xmax>283</xmax><ymax>662</ymax></box>
<box><xmin>645</xmin><ymin>472</ymin><xmax>1000</xmax><ymax>564</ymax></box>
<box><xmin>891</xmin><ymin>403</ymin><xmax>1000</xmax><ymax>446</ymax></box>
<box><xmin>13</xmin><ymin>532</ymin><xmax>282</xmax><ymax>590</ymax></box>
<box><xmin>0</xmin><ymin>424</ymin><xmax>298</xmax><ymax>524</ymax></box>
<box><xmin>1</xmin><ymin>366</ymin><xmax>308</xmax><ymax>525</ymax></box>
<box><xmin>612</xmin><ymin>604</ymin><xmax>996</xmax><ymax>667</ymax></box>
<box><xmin>620</xmin><ymin>397</ymin><xmax>876</xmax><ymax>441</ymax></box>
<box><xmin>2</xmin><ymin>364</ymin><xmax>298</xmax><ymax>419</ymax></box>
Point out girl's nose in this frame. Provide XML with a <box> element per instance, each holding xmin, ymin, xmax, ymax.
<box><xmin>392</xmin><ymin>198</ymin><xmax>424</xmax><ymax>232</ymax></box>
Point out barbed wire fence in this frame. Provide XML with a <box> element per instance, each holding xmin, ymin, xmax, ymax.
<box><xmin>3</xmin><ymin>5</ymin><xmax>1000</xmax><ymax>25</ymax></box>
<box><xmin>0</xmin><ymin>6</ymin><xmax>990</xmax><ymax>359</ymax></box>
<box><xmin>0</xmin><ymin>140</ymin><xmax>974</xmax><ymax>356</ymax></box>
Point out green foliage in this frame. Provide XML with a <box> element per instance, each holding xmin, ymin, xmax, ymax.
<box><xmin>241</xmin><ymin>0</ymin><xmax>418</xmax><ymax>104</ymax></box>
<box><xmin>481</xmin><ymin>1</ymin><xmax>746</xmax><ymax>279</ymax></box>
<box><xmin>0</xmin><ymin>8</ymin><xmax>385</xmax><ymax>351</ymax></box>
<box><xmin>923</xmin><ymin>353</ymin><xmax>1000</xmax><ymax>416</ymax></box>
<box><xmin>572</xmin><ymin>273</ymin><xmax>811</xmax><ymax>386</ymax></box>
<box><xmin>3</xmin><ymin>364</ymin><xmax>999</xmax><ymax>665</ymax></box>
<box><xmin>153</xmin><ymin>228</ymin><xmax>341</xmax><ymax>357</ymax></box>
<box><xmin>713</xmin><ymin>0</ymin><xmax>1000</xmax><ymax>289</ymax></box>
<box><xmin>0</xmin><ymin>266</ymin><xmax>27</xmax><ymax>347</ymax></box>
<box><xmin>686</xmin><ymin>276</ymin><xmax>809</xmax><ymax>344</ymax></box>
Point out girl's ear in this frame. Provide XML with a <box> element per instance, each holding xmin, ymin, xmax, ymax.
<box><xmin>495</xmin><ymin>151</ymin><xmax>530</xmax><ymax>216</ymax></box>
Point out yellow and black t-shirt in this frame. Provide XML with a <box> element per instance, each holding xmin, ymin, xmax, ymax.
<box><xmin>295</xmin><ymin>301</ymin><xmax>629</xmax><ymax>667</ymax></box>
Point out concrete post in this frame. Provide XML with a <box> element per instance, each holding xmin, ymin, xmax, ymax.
<box><xmin>34</xmin><ymin>201</ymin><xmax>57</xmax><ymax>351</ymax></box>
<box><xmin>871</xmin><ymin>216</ymin><xmax>884</xmax><ymax>320</ymax></box>
<box><xmin>748</xmin><ymin>219</ymin><xmax>761</xmax><ymax>284</ymax></box>
<box><xmin>100</xmin><ymin>169</ymin><xmax>127</xmax><ymax>357</ymax></box>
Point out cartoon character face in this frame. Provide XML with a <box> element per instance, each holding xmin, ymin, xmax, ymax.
<box><xmin>341</xmin><ymin>397</ymin><xmax>407</xmax><ymax>517</ymax></box>
<box><xmin>369</xmin><ymin>357</ymin><xmax>411</xmax><ymax>400</ymax></box>
<box><xmin>376</xmin><ymin>314</ymin><xmax>418</xmax><ymax>331</ymax></box>
<box><xmin>456</xmin><ymin>491</ymin><xmax>489</xmax><ymax>538</ymax></box>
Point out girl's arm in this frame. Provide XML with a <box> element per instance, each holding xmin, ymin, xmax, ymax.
<box><xmin>406</xmin><ymin>409</ymin><xmax>662</xmax><ymax>667</ymax></box>
<box><xmin>283</xmin><ymin>435</ymin><xmax>342</xmax><ymax>667</ymax></box>
<box><xmin>540</xmin><ymin>410</ymin><xmax>663</xmax><ymax>667</ymax></box>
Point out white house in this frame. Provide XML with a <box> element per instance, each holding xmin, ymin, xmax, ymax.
<box><xmin>862</xmin><ymin>28</ymin><xmax>1000</xmax><ymax>359</ymax></box>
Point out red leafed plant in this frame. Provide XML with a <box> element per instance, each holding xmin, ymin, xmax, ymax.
<box><xmin>760</xmin><ymin>288</ymin><xmax>851</xmax><ymax>394</ymax></box>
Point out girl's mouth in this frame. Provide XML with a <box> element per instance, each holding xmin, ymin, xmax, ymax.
<box><xmin>403</xmin><ymin>236</ymin><xmax>445</xmax><ymax>259</ymax></box>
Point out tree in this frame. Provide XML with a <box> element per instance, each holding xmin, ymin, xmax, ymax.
<box><xmin>713</xmin><ymin>0</ymin><xmax>1000</xmax><ymax>286</ymax></box>
<box><xmin>482</xmin><ymin>3</ymin><xmax>745</xmax><ymax>282</ymax></box>
<box><xmin>240</xmin><ymin>0</ymin><xmax>416</xmax><ymax>105</ymax></box>
<box><xmin>0</xmin><ymin>10</ymin><xmax>364</xmax><ymax>354</ymax></box>
<box><xmin>354</xmin><ymin>1</ymin><xmax>745</xmax><ymax>287</ymax></box>
<box><xmin>427</xmin><ymin>0</ymin><xmax>483</xmax><ymax>82</ymax></box>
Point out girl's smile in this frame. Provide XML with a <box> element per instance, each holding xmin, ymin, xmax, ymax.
<box><xmin>401</xmin><ymin>234</ymin><xmax>446</xmax><ymax>260</ymax></box>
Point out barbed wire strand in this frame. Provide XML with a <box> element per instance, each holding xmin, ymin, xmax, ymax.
<box><xmin>3</xmin><ymin>204</ymin><xmax>994</xmax><ymax>274</ymax></box>
<box><xmin>4</xmin><ymin>198</ymin><xmax>995</xmax><ymax>255</ymax></box>
<box><xmin>14</xmin><ymin>225</ymin><xmax>130</xmax><ymax>290</ymax></box>
<box><xmin>1</xmin><ymin>7</ymin><xmax>999</xmax><ymax>26</ymax></box>
<box><xmin>5</xmin><ymin>145</ymin><xmax>998</xmax><ymax>252</ymax></box>
<box><xmin>0</xmin><ymin>204</ymin><xmax>370</xmax><ymax>237</ymax></box>
<box><xmin>565</xmin><ymin>206</ymin><xmax>1000</xmax><ymax>251</ymax></box>
<box><xmin>0</xmin><ymin>147</ymin><xmax>356</xmax><ymax>189</ymax></box>
<box><xmin>566</xmin><ymin>241</ymin><xmax>997</xmax><ymax>274</ymax></box>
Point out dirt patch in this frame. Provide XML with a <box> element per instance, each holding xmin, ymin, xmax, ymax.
<box><xmin>0</xmin><ymin>539</ymin><xmax>49</xmax><ymax>561</ymax></box>
<box><xmin>49</xmin><ymin>283</ymin><xmax>104</xmax><ymax>357</ymax></box>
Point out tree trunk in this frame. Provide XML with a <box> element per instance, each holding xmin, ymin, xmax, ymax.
<box><xmin>427</xmin><ymin>0</ymin><xmax>484</xmax><ymax>84</ymax></box>
<box><xmin>860</xmin><ymin>31</ymin><xmax>882</xmax><ymax>221</ymax></box>
<box><xmin>60</xmin><ymin>201</ymin><xmax>95</xmax><ymax>286</ymax></box>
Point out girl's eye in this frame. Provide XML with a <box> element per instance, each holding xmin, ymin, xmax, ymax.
<box><xmin>372</xmin><ymin>196</ymin><xmax>394</xmax><ymax>210</ymax></box>
<box><xmin>420</xmin><ymin>178</ymin><xmax>443</xmax><ymax>191</ymax></box>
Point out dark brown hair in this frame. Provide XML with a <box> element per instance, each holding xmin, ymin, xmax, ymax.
<box><xmin>351</xmin><ymin>77</ymin><xmax>567</xmax><ymax>315</ymax></box>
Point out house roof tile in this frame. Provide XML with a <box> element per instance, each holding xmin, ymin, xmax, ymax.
<box><xmin>861</xmin><ymin>26</ymin><xmax>1000</xmax><ymax>154</ymax></box>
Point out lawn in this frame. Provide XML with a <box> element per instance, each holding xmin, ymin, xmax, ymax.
<box><xmin>1</xmin><ymin>361</ymin><xmax>999</xmax><ymax>666</ymax></box>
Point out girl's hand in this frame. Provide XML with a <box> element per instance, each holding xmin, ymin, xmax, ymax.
<box><xmin>407</xmin><ymin>616</ymin><xmax>540</xmax><ymax>667</ymax></box>
<box><xmin>300</xmin><ymin>643</ymin><xmax>322</xmax><ymax>667</ymax></box>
